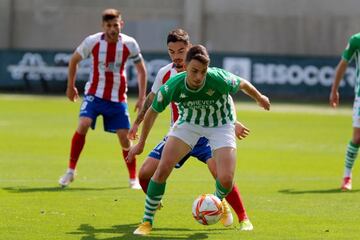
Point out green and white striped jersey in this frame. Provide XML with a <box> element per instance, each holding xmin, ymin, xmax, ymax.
<box><xmin>342</xmin><ymin>32</ymin><xmax>360</xmax><ymax>96</ymax></box>
<box><xmin>152</xmin><ymin>67</ymin><xmax>242</xmax><ymax>127</ymax></box>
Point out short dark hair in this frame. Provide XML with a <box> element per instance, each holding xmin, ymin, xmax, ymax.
<box><xmin>102</xmin><ymin>9</ymin><xmax>121</xmax><ymax>22</ymax></box>
<box><xmin>185</xmin><ymin>45</ymin><xmax>210</xmax><ymax>65</ymax></box>
<box><xmin>167</xmin><ymin>28</ymin><xmax>190</xmax><ymax>45</ymax></box>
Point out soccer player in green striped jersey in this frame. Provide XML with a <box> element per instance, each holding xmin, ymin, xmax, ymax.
<box><xmin>330</xmin><ymin>32</ymin><xmax>360</xmax><ymax>191</ymax></box>
<box><xmin>128</xmin><ymin>45</ymin><xmax>270</xmax><ymax>235</ymax></box>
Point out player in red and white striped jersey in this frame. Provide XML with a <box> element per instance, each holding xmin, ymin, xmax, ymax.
<box><xmin>128</xmin><ymin>29</ymin><xmax>253</xmax><ymax>232</ymax></box>
<box><xmin>59</xmin><ymin>9</ymin><xmax>147</xmax><ymax>189</ymax></box>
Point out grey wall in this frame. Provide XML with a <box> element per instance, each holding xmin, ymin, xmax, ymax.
<box><xmin>1</xmin><ymin>0</ymin><xmax>360</xmax><ymax>56</ymax></box>
<box><xmin>204</xmin><ymin>0</ymin><xmax>360</xmax><ymax>55</ymax></box>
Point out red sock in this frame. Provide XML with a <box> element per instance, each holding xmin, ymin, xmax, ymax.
<box><xmin>139</xmin><ymin>178</ymin><xmax>150</xmax><ymax>194</ymax></box>
<box><xmin>225</xmin><ymin>184</ymin><xmax>248</xmax><ymax>221</ymax></box>
<box><xmin>69</xmin><ymin>131</ymin><xmax>86</xmax><ymax>169</ymax></box>
<box><xmin>122</xmin><ymin>149</ymin><xmax>136</xmax><ymax>179</ymax></box>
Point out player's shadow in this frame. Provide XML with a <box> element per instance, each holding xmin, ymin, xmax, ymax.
<box><xmin>279</xmin><ymin>188</ymin><xmax>360</xmax><ymax>194</ymax></box>
<box><xmin>67</xmin><ymin>223</ymin><xmax>230</xmax><ymax>240</ymax></box>
<box><xmin>2</xmin><ymin>186</ymin><xmax>126</xmax><ymax>193</ymax></box>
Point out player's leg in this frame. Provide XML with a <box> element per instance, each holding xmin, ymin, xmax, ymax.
<box><xmin>207</xmin><ymin>124</ymin><xmax>237</xmax><ymax>199</ymax></box>
<box><xmin>342</xmin><ymin>127</ymin><xmax>360</xmax><ymax>191</ymax></box>
<box><xmin>205</xmin><ymin>124</ymin><xmax>237</xmax><ymax>228</ymax></box>
<box><xmin>59</xmin><ymin>95</ymin><xmax>96</xmax><ymax>187</ymax></box>
<box><xmin>206</xmin><ymin>158</ymin><xmax>252</xmax><ymax>230</ymax></box>
<box><xmin>138</xmin><ymin>137</ymin><xmax>167</xmax><ymax>193</ymax></box>
<box><xmin>342</xmin><ymin>98</ymin><xmax>360</xmax><ymax>191</ymax></box>
<box><xmin>190</xmin><ymin>137</ymin><xmax>249</xmax><ymax>226</ymax></box>
<box><xmin>134</xmin><ymin>136</ymin><xmax>191</xmax><ymax>235</ymax></box>
<box><xmin>135</xmin><ymin>123</ymin><xmax>198</xmax><ymax>235</ymax></box>
<box><xmin>105</xmin><ymin>101</ymin><xmax>139</xmax><ymax>189</ymax></box>
<box><xmin>116</xmin><ymin>129</ymin><xmax>141</xmax><ymax>189</ymax></box>
<box><xmin>138</xmin><ymin>157</ymin><xmax>159</xmax><ymax>194</ymax></box>
<box><xmin>212</xmin><ymin>147</ymin><xmax>237</xmax><ymax>227</ymax></box>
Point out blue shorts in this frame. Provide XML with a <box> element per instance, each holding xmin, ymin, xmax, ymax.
<box><xmin>148</xmin><ymin>136</ymin><xmax>212</xmax><ymax>168</ymax></box>
<box><xmin>79</xmin><ymin>95</ymin><xmax>130</xmax><ymax>133</ymax></box>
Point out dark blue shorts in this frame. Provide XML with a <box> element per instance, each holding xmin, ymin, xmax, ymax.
<box><xmin>148</xmin><ymin>136</ymin><xmax>212</xmax><ymax>168</ymax></box>
<box><xmin>79</xmin><ymin>95</ymin><xmax>130</xmax><ymax>133</ymax></box>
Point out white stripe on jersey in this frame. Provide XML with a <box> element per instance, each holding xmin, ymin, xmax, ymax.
<box><xmin>199</xmin><ymin>108</ymin><xmax>206</xmax><ymax>126</ymax></box>
<box><xmin>208</xmin><ymin>106</ymin><xmax>215</xmax><ymax>127</ymax></box>
<box><xmin>215</xmin><ymin>101</ymin><xmax>222</xmax><ymax>125</ymax></box>
<box><xmin>222</xmin><ymin>95</ymin><xmax>231</xmax><ymax>123</ymax></box>
<box><xmin>94</xmin><ymin>40</ymin><xmax>107</xmax><ymax>98</ymax></box>
<box><xmin>189</xmin><ymin>108</ymin><xmax>198</xmax><ymax>124</ymax></box>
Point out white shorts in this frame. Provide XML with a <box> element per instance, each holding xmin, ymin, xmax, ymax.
<box><xmin>168</xmin><ymin>122</ymin><xmax>236</xmax><ymax>151</ymax></box>
<box><xmin>353</xmin><ymin>97</ymin><xmax>360</xmax><ymax>128</ymax></box>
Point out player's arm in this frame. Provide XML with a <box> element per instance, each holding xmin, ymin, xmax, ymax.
<box><xmin>330</xmin><ymin>59</ymin><xmax>348</xmax><ymax>108</ymax></box>
<box><xmin>128</xmin><ymin>92</ymin><xmax>155</xmax><ymax>140</ymax></box>
<box><xmin>66</xmin><ymin>52</ymin><xmax>83</xmax><ymax>102</ymax></box>
<box><xmin>239</xmin><ymin>79</ymin><xmax>270</xmax><ymax>110</ymax></box>
<box><xmin>127</xmin><ymin>108</ymin><xmax>158</xmax><ymax>162</ymax></box>
<box><xmin>133</xmin><ymin>59</ymin><xmax>147</xmax><ymax>112</ymax></box>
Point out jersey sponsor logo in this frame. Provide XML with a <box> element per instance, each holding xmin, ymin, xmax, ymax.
<box><xmin>183</xmin><ymin>99</ymin><xmax>216</xmax><ymax>109</ymax></box>
<box><xmin>205</xmin><ymin>89</ymin><xmax>215</xmax><ymax>96</ymax></box>
<box><xmin>164</xmin><ymin>85</ymin><xmax>169</xmax><ymax>92</ymax></box>
<box><xmin>98</xmin><ymin>61</ymin><xmax>121</xmax><ymax>73</ymax></box>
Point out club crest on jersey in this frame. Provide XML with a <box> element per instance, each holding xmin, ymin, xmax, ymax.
<box><xmin>206</xmin><ymin>89</ymin><xmax>215</xmax><ymax>96</ymax></box>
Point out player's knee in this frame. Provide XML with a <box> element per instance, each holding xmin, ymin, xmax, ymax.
<box><xmin>138</xmin><ymin>166</ymin><xmax>151</xmax><ymax>181</ymax></box>
<box><xmin>218</xmin><ymin>175</ymin><xmax>233</xmax><ymax>190</ymax></box>
<box><xmin>352</xmin><ymin>136</ymin><xmax>360</xmax><ymax>145</ymax></box>
<box><xmin>77</xmin><ymin>121</ymin><xmax>91</xmax><ymax>134</ymax></box>
<box><xmin>153</xmin><ymin>166</ymin><xmax>172</xmax><ymax>183</ymax></box>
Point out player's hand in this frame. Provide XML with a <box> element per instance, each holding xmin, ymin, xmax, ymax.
<box><xmin>66</xmin><ymin>86</ymin><xmax>79</xmax><ymax>102</ymax></box>
<box><xmin>235</xmin><ymin>121</ymin><xmax>250</xmax><ymax>140</ymax></box>
<box><xmin>127</xmin><ymin>123</ymin><xmax>139</xmax><ymax>140</ymax></box>
<box><xmin>134</xmin><ymin>97</ymin><xmax>145</xmax><ymax>113</ymax></box>
<box><xmin>329</xmin><ymin>91</ymin><xmax>339</xmax><ymax>108</ymax></box>
<box><xmin>126</xmin><ymin>142</ymin><xmax>144</xmax><ymax>163</ymax></box>
<box><xmin>257</xmin><ymin>95</ymin><xmax>270</xmax><ymax>110</ymax></box>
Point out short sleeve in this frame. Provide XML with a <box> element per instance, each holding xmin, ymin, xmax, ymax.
<box><xmin>127</xmin><ymin>39</ymin><xmax>142</xmax><ymax>63</ymax></box>
<box><xmin>342</xmin><ymin>35</ymin><xmax>360</xmax><ymax>62</ymax></box>
<box><xmin>76</xmin><ymin>36</ymin><xmax>94</xmax><ymax>59</ymax></box>
<box><xmin>151</xmin><ymin>84</ymin><xmax>172</xmax><ymax>113</ymax></box>
<box><xmin>213</xmin><ymin>68</ymin><xmax>242</xmax><ymax>94</ymax></box>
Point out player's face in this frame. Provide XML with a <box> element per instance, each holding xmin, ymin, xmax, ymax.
<box><xmin>185</xmin><ymin>59</ymin><xmax>208</xmax><ymax>90</ymax></box>
<box><xmin>102</xmin><ymin>17</ymin><xmax>123</xmax><ymax>42</ymax></box>
<box><xmin>167</xmin><ymin>41</ymin><xmax>190</xmax><ymax>71</ymax></box>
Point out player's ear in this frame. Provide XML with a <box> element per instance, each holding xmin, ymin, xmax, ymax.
<box><xmin>120</xmin><ymin>20</ymin><xmax>125</xmax><ymax>28</ymax></box>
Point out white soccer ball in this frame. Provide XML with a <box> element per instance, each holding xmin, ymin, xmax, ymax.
<box><xmin>192</xmin><ymin>194</ymin><xmax>223</xmax><ymax>225</ymax></box>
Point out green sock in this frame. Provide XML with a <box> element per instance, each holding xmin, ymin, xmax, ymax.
<box><xmin>344</xmin><ymin>141</ymin><xmax>359</xmax><ymax>177</ymax></box>
<box><xmin>214</xmin><ymin>178</ymin><xmax>231</xmax><ymax>200</ymax></box>
<box><xmin>143</xmin><ymin>179</ymin><xmax>166</xmax><ymax>224</ymax></box>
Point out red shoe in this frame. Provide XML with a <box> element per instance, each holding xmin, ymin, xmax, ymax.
<box><xmin>341</xmin><ymin>177</ymin><xmax>352</xmax><ymax>191</ymax></box>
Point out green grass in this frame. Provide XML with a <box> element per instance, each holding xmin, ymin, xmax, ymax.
<box><xmin>0</xmin><ymin>94</ymin><xmax>359</xmax><ymax>240</ymax></box>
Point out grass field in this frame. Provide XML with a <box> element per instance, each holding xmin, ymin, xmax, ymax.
<box><xmin>0</xmin><ymin>94</ymin><xmax>359</xmax><ymax>240</ymax></box>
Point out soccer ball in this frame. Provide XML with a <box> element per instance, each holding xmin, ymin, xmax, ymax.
<box><xmin>192</xmin><ymin>194</ymin><xmax>223</xmax><ymax>225</ymax></box>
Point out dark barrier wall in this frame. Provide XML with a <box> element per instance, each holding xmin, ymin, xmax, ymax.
<box><xmin>0</xmin><ymin>50</ymin><xmax>355</xmax><ymax>101</ymax></box>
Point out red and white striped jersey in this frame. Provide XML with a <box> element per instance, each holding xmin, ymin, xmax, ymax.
<box><xmin>151</xmin><ymin>62</ymin><xmax>181</xmax><ymax>126</ymax></box>
<box><xmin>76</xmin><ymin>32</ymin><xmax>142</xmax><ymax>102</ymax></box>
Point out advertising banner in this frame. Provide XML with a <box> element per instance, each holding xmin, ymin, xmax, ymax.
<box><xmin>0</xmin><ymin>50</ymin><xmax>354</xmax><ymax>101</ymax></box>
